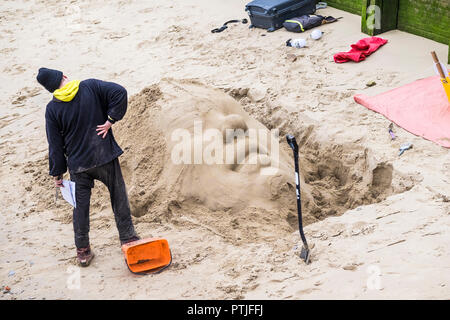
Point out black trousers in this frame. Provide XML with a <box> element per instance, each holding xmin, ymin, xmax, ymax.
<box><xmin>70</xmin><ymin>158</ymin><xmax>137</xmax><ymax>249</ymax></box>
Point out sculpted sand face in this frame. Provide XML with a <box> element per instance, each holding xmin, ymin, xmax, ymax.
<box><xmin>159</xmin><ymin>79</ymin><xmax>293</xmax><ymax>211</ymax></box>
<box><xmin>114</xmin><ymin>79</ymin><xmax>298</xmax><ymax>242</ymax></box>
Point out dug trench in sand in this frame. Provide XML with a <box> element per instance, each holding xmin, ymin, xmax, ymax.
<box><xmin>23</xmin><ymin>79</ymin><xmax>416</xmax><ymax>244</ymax></box>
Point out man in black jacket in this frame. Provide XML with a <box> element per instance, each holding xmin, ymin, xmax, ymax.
<box><xmin>37</xmin><ymin>67</ymin><xmax>139</xmax><ymax>267</ymax></box>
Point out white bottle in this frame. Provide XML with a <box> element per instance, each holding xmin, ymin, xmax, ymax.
<box><xmin>310</xmin><ymin>29</ymin><xmax>323</xmax><ymax>40</ymax></box>
<box><xmin>288</xmin><ymin>38</ymin><xmax>307</xmax><ymax>48</ymax></box>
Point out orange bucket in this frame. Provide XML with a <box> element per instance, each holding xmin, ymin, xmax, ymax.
<box><xmin>122</xmin><ymin>238</ymin><xmax>172</xmax><ymax>274</ymax></box>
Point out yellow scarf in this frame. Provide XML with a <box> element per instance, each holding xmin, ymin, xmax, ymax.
<box><xmin>53</xmin><ymin>80</ymin><xmax>81</xmax><ymax>102</ymax></box>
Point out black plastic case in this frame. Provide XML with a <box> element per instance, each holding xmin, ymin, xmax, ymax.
<box><xmin>245</xmin><ymin>0</ymin><xmax>316</xmax><ymax>32</ymax></box>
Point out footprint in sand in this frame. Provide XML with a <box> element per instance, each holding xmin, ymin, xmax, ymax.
<box><xmin>138</xmin><ymin>7</ymin><xmax>155</xmax><ymax>14</ymax></box>
<box><xmin>0</xmin><ymin>113</ymin><xmax>20</xmax><ymax>130</ymax></box>
<box><xmin>295</xmin><ymin>287</ymin><xmax>319</xmax><ymax>295</ymax></box>
<box><xmin>4</xmin><ymin>64</ymin><xmax>26</xmax><ymax>75</ymax></box>
<box><xmin>137</xmin><ymin>40</ymin><xmax>153</xmax><ymax>49</ymax></box>
<box><xmin>0</xmin><ymin>47</ymin><xmax>17</xmax><ymax>55</ymax></box>
<box><xmin>11</xmin><ymin>87</ymin><xmax>41</xmax><ymax>107</ymax></box>
<box><xmin>104</xmin><ymin>31</ymin><xmax>130</xmax><ymax>40</ymax></box>
<box><xmin>108</xmin><ymin>69</ymin><xmax>129</xmax><ymax>79</ymax></box>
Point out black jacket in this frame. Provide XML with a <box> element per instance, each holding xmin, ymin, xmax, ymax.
<box><xmin>45</xmin><ymin>79</ymin><xmax>127</xmax><ymax>176</ymax></box>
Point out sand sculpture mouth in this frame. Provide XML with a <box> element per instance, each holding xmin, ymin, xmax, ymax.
<box><xmin>24</xmin><ymin>79</ymin><xmax>416</xmax><ymax>244</ymax></box>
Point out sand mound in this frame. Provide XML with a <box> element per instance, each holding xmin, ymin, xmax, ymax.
<box><xmin>23</xmin><ymin>79</ymin><xmax>416</xmax><ymax>244</ymax></box>
<box><xmin>114</xmin><ymin>78</ymin><xmax>297</xmax><ymax>243</ymax></box>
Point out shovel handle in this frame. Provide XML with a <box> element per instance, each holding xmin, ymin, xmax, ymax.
<box><xmin>431</xmin><ymin>51</ymin><xmax>446</xmax><ymax>80</ymax></box>
<box><xmin>286</xmin><ymin>134</ymin><xmax>309</xmax><ymax>252</ymax></box>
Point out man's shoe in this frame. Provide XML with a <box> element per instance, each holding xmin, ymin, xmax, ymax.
<box><xmin>120</xmin><ymin>235</ymin><xmax>141</xmax><ymax>246</ymax></box>
<box><xmin>76</xmin><ymin>246</ymin><xmax>95</xmax><ymax>267</ymax></box>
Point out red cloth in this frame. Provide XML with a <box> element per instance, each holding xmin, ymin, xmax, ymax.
<box><xmin>334</xmin><ymin>37</ymin><xmax>388</xmax><ymax>63</ymax></box>
<box><xmin>354</xmin><ymin>75</ymin><xmax>450</xmax><ymax>148</ymax></box>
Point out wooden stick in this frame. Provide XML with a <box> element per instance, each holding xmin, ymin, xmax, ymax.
<box><xmin>431</xmin><ymin>51</ymin><xmax>446</xmax><ymax>79</ymax></box>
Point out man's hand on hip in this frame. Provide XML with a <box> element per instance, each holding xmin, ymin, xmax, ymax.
<box><xmin>54</xmin><ymin>175</ymin><xmax>63</xmax><ymax>188</ymax></box>
<box><xmin>96</xmin><ymin>120</ymin><xmax>112</xmax><ymax>139</ymax></box>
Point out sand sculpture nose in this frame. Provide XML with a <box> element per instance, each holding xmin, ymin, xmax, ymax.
<box><xmin>218</xmin><ymin>114</ymin><xmax>273</xmax><ymax>173</ymax></box>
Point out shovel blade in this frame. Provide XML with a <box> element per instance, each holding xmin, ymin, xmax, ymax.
<box><xmin>300</xmin><ymin>246</ymin><xmax>310</xmax><ymax>264</ymax></box>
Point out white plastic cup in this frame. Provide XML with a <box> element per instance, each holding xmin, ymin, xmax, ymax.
<box><xmin>310</xmin><ymin>29</ymin><xmax>323</xmax><ymax>40</ymax></box>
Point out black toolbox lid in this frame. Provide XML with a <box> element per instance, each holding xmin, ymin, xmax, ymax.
<box><xmin>245</xmin><ymin>0</ymin><xmax>300</xmax><ymax>11</ymax></box>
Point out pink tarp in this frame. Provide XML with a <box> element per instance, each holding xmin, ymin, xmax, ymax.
<box><xmin>354</xmin><ymin>75</ymin><xmax>450</xmax><ymax>148</ymax></box>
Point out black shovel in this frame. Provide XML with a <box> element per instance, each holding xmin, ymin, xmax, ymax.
<box><xmin>286</xmin><ymin>134</ymin><xmax>310</xmax><ymax>264</ymax></box>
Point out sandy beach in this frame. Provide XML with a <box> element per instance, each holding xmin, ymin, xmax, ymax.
<box><xmin>0</xmin><ymin>0</ymin><xmax>449</xmax><ymax>300</ymax></box>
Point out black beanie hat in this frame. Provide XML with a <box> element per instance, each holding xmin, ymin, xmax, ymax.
<box><xmin>36</xmin><ymin>67</ymin><xmax>63</xmax><ymax>93</ymax></box>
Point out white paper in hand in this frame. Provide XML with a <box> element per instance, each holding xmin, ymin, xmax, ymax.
<box><xmin>60</xmin><ymin>180</ymin><xmax>76</xmax><ymax>208</ymax></box>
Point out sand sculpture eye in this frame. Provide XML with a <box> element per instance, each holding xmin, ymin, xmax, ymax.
<box><xmin>220</xmin><ymin>114</ymin><xmax>249</xmax><ymax>143</ymax></box>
